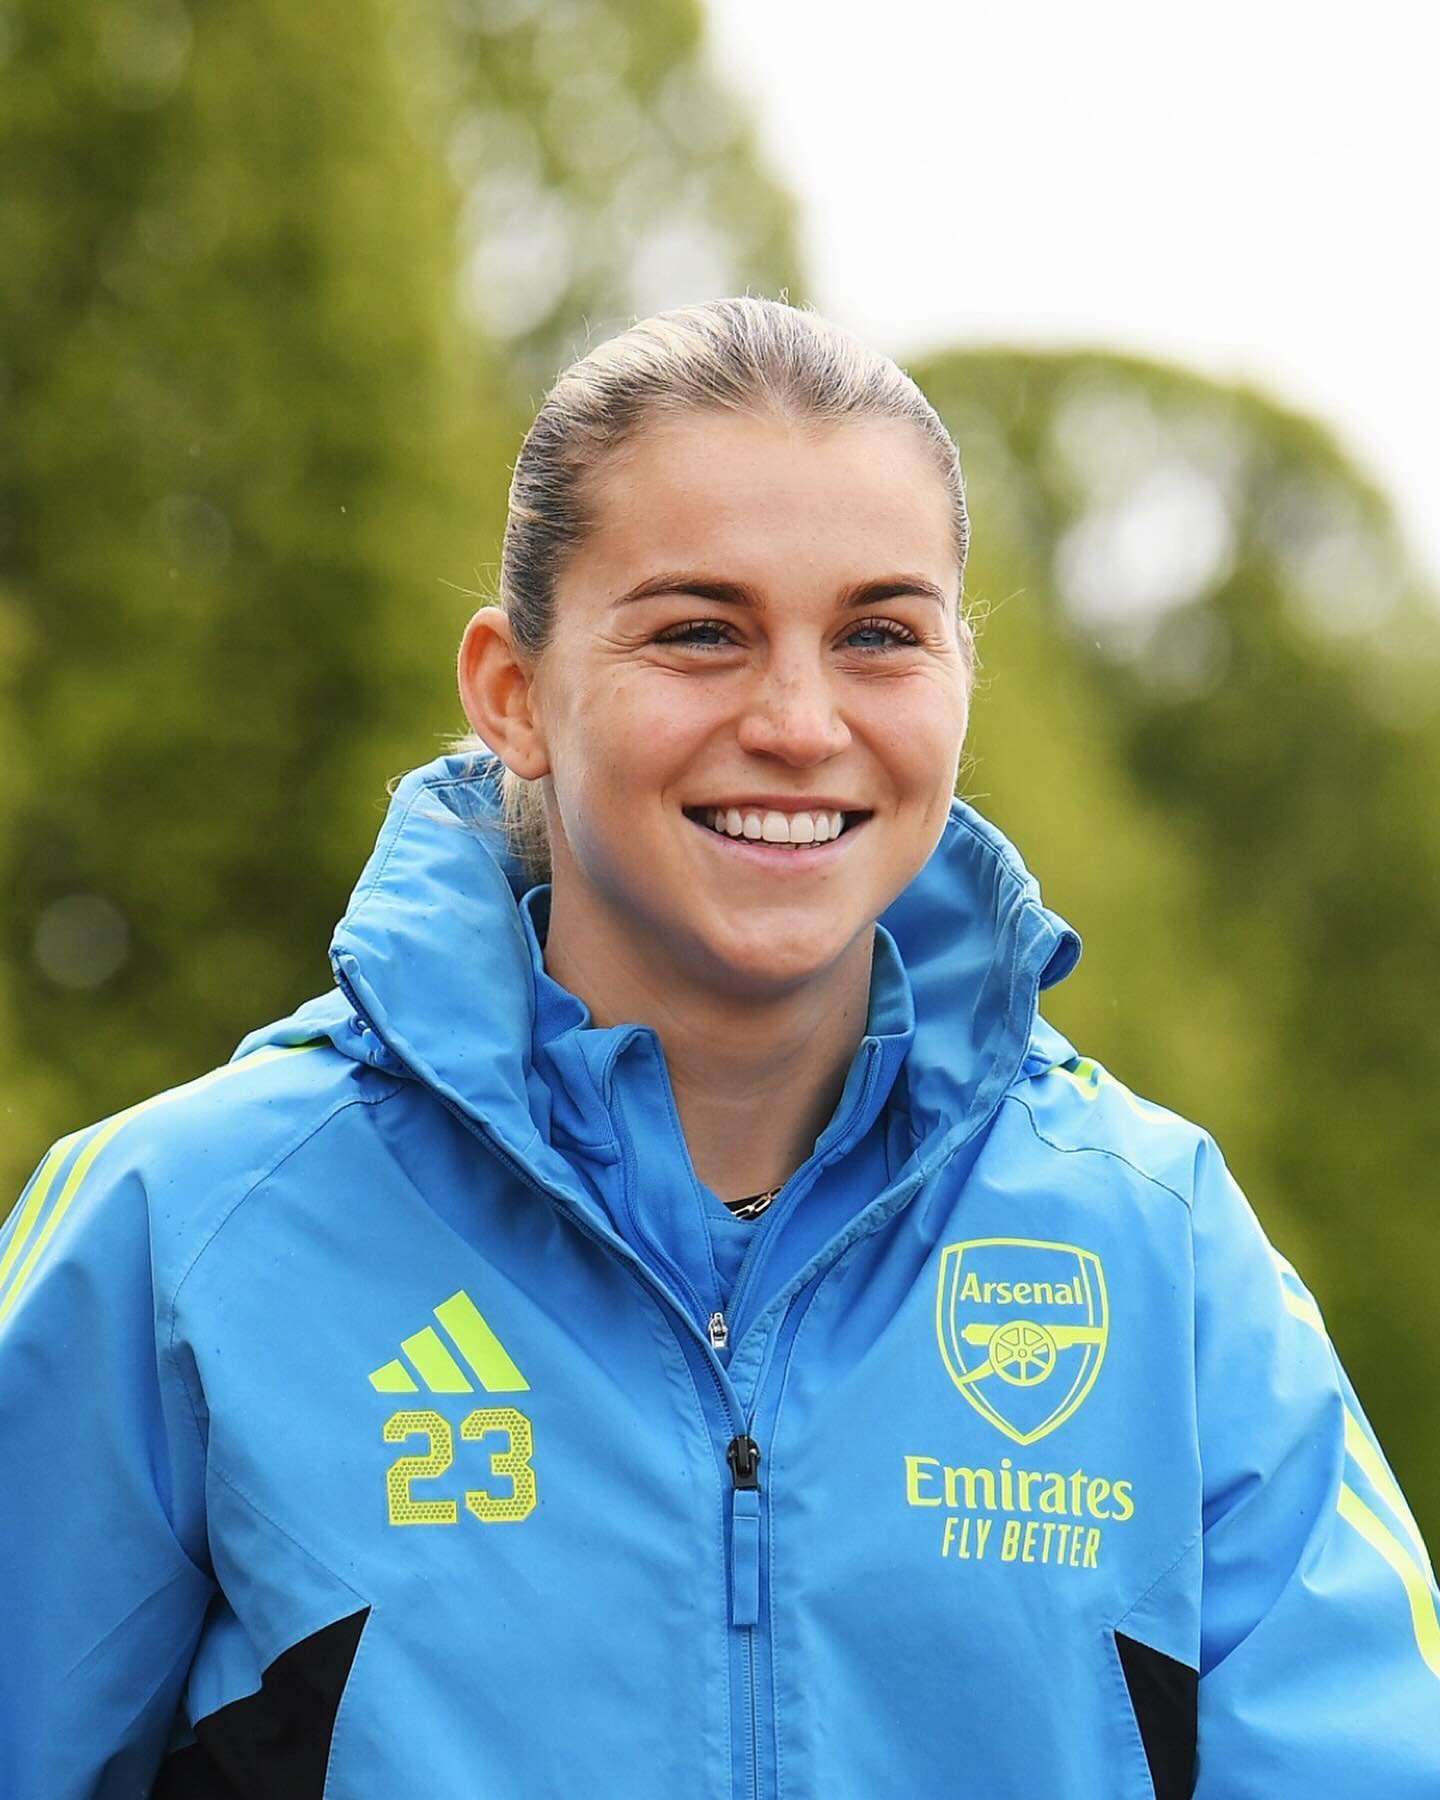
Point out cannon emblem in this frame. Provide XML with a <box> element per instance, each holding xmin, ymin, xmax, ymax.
<box><xmin>936</xmin><ymin>1238</ymin><xmax>1109</xmax><ymax>1444</ymax></box>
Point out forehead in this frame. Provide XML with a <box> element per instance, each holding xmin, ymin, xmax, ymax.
<box><xmin>567</xmin><ymin>410</ymin><xmax>958</xmax><ymax>598</ymax></box>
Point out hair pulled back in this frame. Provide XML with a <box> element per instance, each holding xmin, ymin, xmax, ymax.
<box><xmin>465</xmin><ymin>294</ymin><xmax>973</xmax><ymax>884</ymax></box>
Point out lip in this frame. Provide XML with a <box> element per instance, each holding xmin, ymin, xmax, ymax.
<box><xmin>686</xmin><ymin>796</ymin><xmax>867</xmax><ymax>815</ymax></box>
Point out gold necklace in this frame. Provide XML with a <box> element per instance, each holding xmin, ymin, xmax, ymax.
<box><xmin>724</xmin><ymin>1184</ymin><xmax>782</xmax><ymax>1221</ymax></box>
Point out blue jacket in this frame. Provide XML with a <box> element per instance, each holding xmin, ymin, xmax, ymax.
<box><xmin>2</xmin><ymin>753</ymin><xmax>1437</xmax><ymax>1798</ymax></box>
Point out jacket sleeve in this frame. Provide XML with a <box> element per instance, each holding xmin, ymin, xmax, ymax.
<box><xmin>0</xmin><ymin>1124</ymin><xmax>215</xmax><ymax>1799</ymax></box>
<box><xmin>1192</xmin><ymin>1138</ymin><xmax>1440</xmax><ymax>1796</ymax></box>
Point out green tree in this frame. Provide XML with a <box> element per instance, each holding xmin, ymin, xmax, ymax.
<box><xmin>0</xmin><ymin>0</ymin><xmax>505</xmax><ymax>1186</ymax></box>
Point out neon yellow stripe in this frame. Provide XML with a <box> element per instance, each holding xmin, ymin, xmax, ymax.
<box><xmin>1275</xmin><ymin>1280</ymin><xmax>1436</xmax><ymax>1578</ymax></box>
<box><xmin>0</xmin><ymin>1046</ymin><xmax>315</xmax><ymax>1327</ymax></box>
<box><xmin>1051</xmin><ymin>1066</ymin><xmax>1100</xmax><ymax>1102</ymax></box>
<box><xmin>401</xmin><ymin>1326</ymin><xmax>473</xmax><ymax>1393</ymax></box>
<box><xmin>0</xmin><ymin>1129</ymin><xmax>88</xmax><ymax>1303</ymax></box>
<box><xmin>369</xmin><ymin>1359</ymin><xmax>419</xmax><ymax>1393</ymax></box>
<box><xmin>1344</xmin><ymin>1412</ymin><xmax>1434</xmax><ymax>1579</ymax></box>
<box><xmin>1048</xmin><ymin>1059</ymin><xmax>1172</xmax><ymax>1123</ymax></box>
<box><xmin>1280</xmin><ymin>1285</ymin><xmax>1327</xmax><ymax>1338</ymax></box>
<box><xmin>1337</xmin><ymin>1482</ymin><xmax>1440</xmax><ymax>1680</ymax></box>
<box><xmin>434</xmin><ymin>1290</ymin><xmax>529</xmax><ymax>1392</ymax></box>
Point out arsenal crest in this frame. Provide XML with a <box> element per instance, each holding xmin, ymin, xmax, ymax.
<box><xmin>936</xmin><ymin>1238</ymin><xmax>1109</xmax><ymax>1445</ymax></box>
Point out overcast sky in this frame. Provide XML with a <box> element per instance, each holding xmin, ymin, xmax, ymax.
<box><xmin>702</xmin><ymin>0</ymin><xmax>1440</xmax><ymax>584</ymax></box>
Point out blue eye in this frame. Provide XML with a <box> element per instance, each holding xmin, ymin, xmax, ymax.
<box><xmin>845</xmin><ymin>617</ymin><xmax>919</xmax><ymax>652</ymax></box>
<box><xmin>654</xmin><ymin>620</ymin><xmax>735</xmax><ymax>648</ymax></box>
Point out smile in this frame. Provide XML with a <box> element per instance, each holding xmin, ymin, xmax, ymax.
<box><xmin>683</xmin><ymin>805</ymin><xmax>870</xmax><ymax>849</ymax></box>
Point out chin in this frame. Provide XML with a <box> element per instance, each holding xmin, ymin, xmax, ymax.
<box><xmin>694</xmin><ymin>919</ymin><xmax>864</xmax><ymax>999</ymax></box>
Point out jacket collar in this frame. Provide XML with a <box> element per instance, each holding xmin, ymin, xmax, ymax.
<box><xmin>262</xmin><ymin>753</ymin><xmax>1079</xmax><ymax>1190</ymax></box>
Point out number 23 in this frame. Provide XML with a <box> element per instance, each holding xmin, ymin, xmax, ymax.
<box><xmin>383</xmin><ymin>1407</ymin><xmax>537</xmax><ymax>1526</ymax></box>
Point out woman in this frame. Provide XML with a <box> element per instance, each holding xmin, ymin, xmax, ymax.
<box><xmin>1</xmin><ymin>297</ymin><xmax>1436</xmax><ymax>1798</ymax></box>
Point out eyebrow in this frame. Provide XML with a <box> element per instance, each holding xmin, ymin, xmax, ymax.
<box><xmin>612</xmin><ymin>572</ymin><xmax>951</xmax><ymax>610</ymax></box>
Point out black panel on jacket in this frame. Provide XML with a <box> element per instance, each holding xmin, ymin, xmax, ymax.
<box><xmin>1115</xmin><ymin>1629</ymin><xmax>1198</xmax><ymax>1800</ymax></box>
<box><xmin>152</xmin><ymin>1607</ymin><xmax>369</xmax><ymax>1799</ymax></box>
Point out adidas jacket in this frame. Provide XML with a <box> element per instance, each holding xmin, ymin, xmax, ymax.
<box><xmin>1</xmin><ymin>753</ymin><xmax>1437</xmax><ymax>1798</ymax></box>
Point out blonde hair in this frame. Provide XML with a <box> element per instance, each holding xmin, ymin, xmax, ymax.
<box><xmin>461</xmin><ymin>294</ymin><xmax>973</xmax><ymax>886</ymax></box>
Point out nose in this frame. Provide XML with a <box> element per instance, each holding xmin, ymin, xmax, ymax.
<box><xmin>735</xmin><ymin>652</ymin><xmax>851</xmax><ymax>766</ymax></box>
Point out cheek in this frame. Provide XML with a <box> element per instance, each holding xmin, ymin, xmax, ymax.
<box><xmin>546</xmin><ymin>682</ymin><xmax>703</xmax><ymax>856</ymax></box>
<box><xmin>574</xmin><ymin>673</ymin><xmax>719</xmax><ymax>791</ymax></box>
<box><xmin>872</xmin><ymin>681</ymin><xmax>968</xmax><ymax>798</ymax></box>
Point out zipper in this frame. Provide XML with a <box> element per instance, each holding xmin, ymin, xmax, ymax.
<box><xmin>727</xmin><ymin>1433</ymin><xmax>763</xmax><ymax>1800</ymax></box>
<box><xmin>726</xmin><ymin>1434</ymin><xmax>761</xmax><ymax>1627</ymax></box>
<box><xmin>717</xmin><ymin>1271</ymin><xmax>828</xmax><ymax>1800</ymax></box>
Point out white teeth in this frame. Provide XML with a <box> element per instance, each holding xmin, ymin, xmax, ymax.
<box><xmin>702</xmin><ymin>813</ymin><xmax>849</xmax><ymax>846</ymax></box>
<box><xmin>698</xmin><ymin>806</ymin><xmax>852</xmax><ymax>845</ymax></box>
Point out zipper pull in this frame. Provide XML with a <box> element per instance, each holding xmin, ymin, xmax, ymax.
<box><xmin>726</xmin><ymin>1434</ymin><xmax>760</xmax><ymax>1488</ymax></box>
<box><xmin>727</xmin><ymin>1435</ymin><xmax>761</xmax><ymax>1628</ymax></box>
<box><xmin>707</xmin><ymin>1310</ymin><xmax>729</xmax><ymax>1351</ymax></box>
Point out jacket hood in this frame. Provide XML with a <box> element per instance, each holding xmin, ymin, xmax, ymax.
<box><xmin>238</xmin><ymin>753</ymin><xmax>1081</xmax><ymax>1188</ymax></box>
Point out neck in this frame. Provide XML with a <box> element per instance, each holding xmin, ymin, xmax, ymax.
<box><xmin>542</xmin><ymin>918</ymin><xmax>873</xmax><ymax>1203</ymax></box>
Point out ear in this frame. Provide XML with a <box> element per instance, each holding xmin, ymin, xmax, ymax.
<box><xmin>456</xmin><ymin>607</ymin><xmax>550</xmax><ymax>780</ymax></box>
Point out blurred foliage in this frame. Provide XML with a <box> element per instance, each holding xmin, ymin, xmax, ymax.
<box><xmin>919</xmin><ymin>347</ymin><xmax>1440</xmax><ymax>1526</ymax></box>
<box><xmin>0</xmin><ymin>0</ymin><xmax>806</xmax><ymax>1182</ymax></box>
<box><xmin>419</xmin><ymin>0</ymin><xmax>802</xmax><ymax>400</ymax></box>
<box><xmin>2</xmin><ymin>0</ymin><xmax>1436</xmax><ymax>1539</ymax></box>
<box><xmin>0</xmin><ymin>0</ymin><xmax>502</xmax><ymax>1173</ymax></box>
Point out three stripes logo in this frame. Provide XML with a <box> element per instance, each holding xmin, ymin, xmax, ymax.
<box><xmin>369</xmin><ymin>1290</ymin><xmax>529</xmax><ymax>1395</ymax></box>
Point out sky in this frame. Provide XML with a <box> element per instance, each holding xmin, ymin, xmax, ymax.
<box><xmin>701</xmin><ymin>0</ymin><xmax>1440</xmax><ymax>585</ymax></box>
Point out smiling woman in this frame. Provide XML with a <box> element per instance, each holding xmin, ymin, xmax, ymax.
<box><xmin>456</xmin><ymin>393</ymin><xmax>973</xmax><ymax>1204</ymax></box>
<box><xmin>2</xmin><ymin>297</ymin><xmax>1438</xmax><ymax>1799</ymax></box>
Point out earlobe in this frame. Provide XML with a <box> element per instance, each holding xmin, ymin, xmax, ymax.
<box><xmin>456</xmin><ymin>607</ymin><xmax>550</xmax><ymax>780</ymax></box>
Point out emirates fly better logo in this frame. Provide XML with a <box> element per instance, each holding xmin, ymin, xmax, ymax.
<box><xmin>936</xmin><ymin>1239</ymin><xmax>1109</xmax><ymax>1445</ymax></box>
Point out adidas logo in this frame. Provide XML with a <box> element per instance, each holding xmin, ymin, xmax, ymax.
<box><xmin>369</xmin><ymin>1289</ymin><xmax>529</xmax><ymax>1394</ymax></box>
